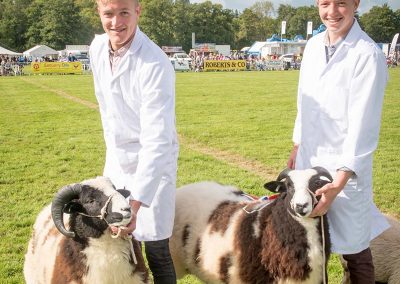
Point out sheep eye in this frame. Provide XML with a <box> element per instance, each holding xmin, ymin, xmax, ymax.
<box><xmin>314</xmin><ymin>180</ymin><xmax>323</xmax><ymax>188</ymax></box>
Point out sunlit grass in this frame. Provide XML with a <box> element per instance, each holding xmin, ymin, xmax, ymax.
<box><xmin>0</xmin><ymin>68</ymin><xmax>398</xmax><ymax>283</ymax></box>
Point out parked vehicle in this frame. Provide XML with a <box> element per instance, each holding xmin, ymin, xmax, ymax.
<box><xmin>169</xmin><ymin>52</ymin><xmax>192</xmax><ymax>71</ymax></box>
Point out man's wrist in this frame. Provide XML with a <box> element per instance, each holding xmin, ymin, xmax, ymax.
<box><xmin>129</xmin><ymin>199</ymin><xmax>142</xmax><ymax>215</ymax></box>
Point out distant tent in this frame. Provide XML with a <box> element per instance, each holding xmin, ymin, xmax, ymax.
<box><xmin>293</xmin><ymin>35</ymin><xmax>304</xmax><ymax>42</ymax></box>
<box><xmin>247</xmin><ymin>41</ymin><xmax>267</xmax><ymax>55</ymax></box>
<box><xmin>23</xmin><ymin>45</ymin><xmax>58</xmax><ymax>58</ymax></box>
<box><xmin>0</xmin><ymin>45</ymin><xmax>22</xmax><ymax>56</ymax></box>
<box><xmin>267</xmin><ymin>34</ymin><xmax>282</xmax><ymax>42</ymax></box>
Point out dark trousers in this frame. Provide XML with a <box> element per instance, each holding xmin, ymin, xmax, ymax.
<box><xmin>342</xmin><ymin>248</ymin><xmax>375</xmax><ymax>284</ymax></box>
<box><xmin>144</xmin><ymin>238</ymin><xmax>176</xmax><ymax>284</ymax></box>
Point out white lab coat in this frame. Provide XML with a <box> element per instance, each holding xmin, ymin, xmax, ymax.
<box><xmin>293</xmin><ymin>20</ymin><xmax>390</xmax><ymax>254</ymax></box>
<box><xmin>89</xmin><ymin>27</ymin><xmax>179</xmax><ymax>241</ymax></box>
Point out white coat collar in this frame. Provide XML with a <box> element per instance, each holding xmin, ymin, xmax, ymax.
<box><xmin>105</xmin><ymin>26</ymin><xmax>144</xmax><ymax>80</ymax></box>
<box><xmin>319</xmin><ymin>19</ymin><xmax>361</xmax><ymax>76</ymax></box>
<box><xmin>341</xmin><ymin>19</ymin><xmax>362</xmax><ymax>47</ymax></box>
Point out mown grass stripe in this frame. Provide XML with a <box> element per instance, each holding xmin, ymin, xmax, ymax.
<box><xmin>20</xmin><ymin>77</ymin><xmax>99</xmax><ymax>110</ymax></box>
<box><xmin>16</xmin><ymin>77</ymin><xmax>278</xmax><ymax>180</ymax></box>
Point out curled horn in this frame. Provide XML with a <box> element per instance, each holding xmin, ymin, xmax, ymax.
<box><xmin>277</xmin><ymin>168</ymin><xmax>292</xmax><ymax>181</ymax></box>
<box><xmin>312</xmin><ymin>166</ymin><xmax>333</xmax><ymax>182</ymax></box>
<box><xmin>51</xmin><ymin>184</ymin><xmax>82</xmax><ymax>238</ymax></box>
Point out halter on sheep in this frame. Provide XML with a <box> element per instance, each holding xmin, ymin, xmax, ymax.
<box><xmin>24</xmin><ymin>177</ymin><xmax>149</xmax><ymax>284</ymax></box>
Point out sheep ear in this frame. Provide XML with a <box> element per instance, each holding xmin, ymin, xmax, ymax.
<box><xmin>264</xmin><ymin>181</ymin><xmax>286</xmax><ymax>193</ymax></box>
<box><xmin>63</xmin><ymin>202</ymin><xmax>84</xmax><ymax>214</ymax></box>
<box><xmin>117</xmin><ymin>189</ymin><xmax>131</xmax><ymax>199</ymax></box>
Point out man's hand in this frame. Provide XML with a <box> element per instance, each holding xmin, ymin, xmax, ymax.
<box><xmin>309</xmin><ymin>183</ymin><xmax>341</xmax><ymax>217</ymax></box>
<box><xmin>110</xmin><ymin>200</ymin><xmax>142</xmax><ymax>237</ymax></box>
<box><xmin>287</xmin><ymin>144</ymin><xmax>299</xmax><ymax>169</ymax></box>
<box><xmin>309</xmin><ymin>170</ymin><xmax>353</xmax><ymax>217</ymax></box>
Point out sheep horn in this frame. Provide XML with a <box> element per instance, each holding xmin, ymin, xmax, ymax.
<box><xmin>312</xmin><ymin>166</ymin><xmax>333</xmax><ymax>182</ymax></box>
<box><xmin>51</xmin><ymin>184</ymin><xmax>82</xmax><ymax>238</ymax></box>
<box><xmin>277</xmin><ymin>168</ymin><xmax>292</xmax><ymax>181</ymax></box>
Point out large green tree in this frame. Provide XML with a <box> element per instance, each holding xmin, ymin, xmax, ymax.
<box><xmin>189</xmin><ymin>1</ymin><xmax>235</xmax><ymax>47</ymax></box>
<box><xmin>139</xmin><ymin>0</ymin><xmax>175</xmax><ymax>46</ymax></box>
<box><xmin>0</xmin><ymin>0</ymin><xmax>30</xmax><ymax>51</ymax></box>
<box><xmin>0</xmin><ymin>0</ymin><xmax>399</xmax><ymax>53</ymax></box>
<box><xmin>235</xmin><ymin>1</ymin><xmax>277</xmax><ymax>48</ymax></box>
<box><xmin>172</xmin><ymin>0</ymin><xmax>194</xmax><ymax>51</ymax></box>
<box><xmin>75</xmin><ymin>0</ymin><xmax>103</xmax><ymax>38</ymax></box>
<box><xmin>360</xmin><ymin>4</ymin><xmax>400</xmax><ymax>42</ymax></box>
<box><xmin>287</xmin><ymin>6</ymin><xmax>320</xmax><ymax>39</ymax></box>
<box><xmin>25</xmin><ymin>0</ymin><xmax>88</xmax><ymax>50</ymax></box>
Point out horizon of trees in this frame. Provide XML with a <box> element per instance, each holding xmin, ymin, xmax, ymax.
<box><xmin>0</xmin><ymin>0</ymin><xmax>399</xmax><ymax>53</ymax></box>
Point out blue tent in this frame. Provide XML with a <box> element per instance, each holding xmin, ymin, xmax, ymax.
<box><xmin>293</xmin><ymin>35</ymin><xmax>304</xmax><ymax>41</ymax></box>
<box><xmin>312</xmin><ymin>24</ymin><xmax>326</xmax><ymax>36</ymax></box>
<box><xmin>266</xmin><ymin>34</ymin><xmax>282</xmax><ymax>42</ymax></box>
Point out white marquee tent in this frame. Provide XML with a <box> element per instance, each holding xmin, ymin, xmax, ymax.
<box><xmin>0</xmin><ymin>45</ymin><xmax>22</xmax><ymax>56</ymax></box>
<box><xmin>23</xmin><ymin>45</ymin><xmax>58</xmax><ymax>58</ymax></box>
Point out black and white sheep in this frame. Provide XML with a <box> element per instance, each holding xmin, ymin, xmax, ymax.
<box><xmin>170</xmin><ymin>167</ymin><xmax>333</xmax><ymax>284</ymax></box>
<box><xmin>24</xmin><ymin>176</ymin><xmax>149</xmax><ymax>284</ymax></box>
<box><xmin>341</xmin><ymin>214</ymin><xmax>400</xmax><ymax>284</ymax></box>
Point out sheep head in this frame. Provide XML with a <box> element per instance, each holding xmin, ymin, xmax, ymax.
<box><xmin>51</xmin><ymin>177</ymin><xmax>132</xmax><ymax>238</ymax></box>
<box><xmin>264</xmin><ymin>167</ymin><xmax>333</xmax><ymax>217</ymax></box>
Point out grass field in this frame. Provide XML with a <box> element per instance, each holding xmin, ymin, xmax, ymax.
<box><xmin>0</xmin><ymin>68</ymin><xmax>399</xmax><ymax>283</ymax></box>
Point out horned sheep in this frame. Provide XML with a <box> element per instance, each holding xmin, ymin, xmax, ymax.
<box><xmin>170</xmin><ymin>167</ymin><xmax>333</xmax><ymax>284</ymax></box>
<box><xmin>24</xmin><ymin>176</ymin><xmax>149</xmax><ymax>284</ymax></box>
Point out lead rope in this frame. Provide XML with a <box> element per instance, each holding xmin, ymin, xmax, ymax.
<box><xmin>303</xmin><ymin>188</ymin><xmax>327</xmax><ymax>284</ymax></box>
<box><xmin>321</xmin><ymin>215</ymin><xmax>326</xmax><ymax>284</ymax></box>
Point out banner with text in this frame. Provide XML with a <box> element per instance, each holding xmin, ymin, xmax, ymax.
<box><xmin>204</xmin><ymin>60</ymin><xmax>246</xmax><ymax>71</ymax></box>
<box><xmin>31</xmin><ymin>62</ymin><xmax>82</xmax><ymax>74</ymax></box>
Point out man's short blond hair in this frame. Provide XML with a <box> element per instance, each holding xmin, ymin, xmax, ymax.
<box><xmin>96</xmin><ymin>0</ymin><xmax>139</xmax><ymax>6</ymax></box>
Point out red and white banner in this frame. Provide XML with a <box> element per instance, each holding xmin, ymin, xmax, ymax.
<box><xmin>388</xmin><ymin>33</ymin><xmax>399</xmax><ymax>60</ymax></box>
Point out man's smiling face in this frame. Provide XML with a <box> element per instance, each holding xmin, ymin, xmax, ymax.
<box><xmin>317</xmin><ymin>0</ymin><xmax>359</xmax><ymax>43</ymax></box>
<box><xmin>97</xmin><ymin>0</ymin><xmax>141</xmax><ymax>51</ymax></box>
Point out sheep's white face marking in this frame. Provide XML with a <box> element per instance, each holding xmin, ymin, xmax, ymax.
<box><xmin>288</xmin><ymin>169</ymin><xmax>318</xmax><ymax>217</ymax></box>
<box><xmin>82</xmin><ymin>177</ymin><xmax>132</xmax><ymax>226</ymax></box>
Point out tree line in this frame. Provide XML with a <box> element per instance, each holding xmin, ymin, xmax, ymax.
<box><xmin>0</xmin><ymin>0</ymin><xmax>399</xmax><ymax>53</ymax></box>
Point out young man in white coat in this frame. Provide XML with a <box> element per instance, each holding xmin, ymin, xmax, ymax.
<box><xmin>89</xmin><ymin>0</ymin><xmax>179</xmax><ymax>282</ymax></box>
<box><xmin>287</xmin><ymin>0</ymin><xmax>390</xmax><ymax>282</ymax></box>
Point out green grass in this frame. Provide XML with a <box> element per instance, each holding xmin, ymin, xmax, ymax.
<box><xmin>0</xmin><ymin>68</ymin><xmax>399</xmax><ymax>283</ymax></box>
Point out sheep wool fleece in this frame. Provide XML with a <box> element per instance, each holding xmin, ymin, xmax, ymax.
<box><xmin>89</xmin><ymin>27</ymin><xmax>179</xmax><ymax>241</ymax></box>
<box><xmin>293</xmin><ymin>20</ymin><xmax>390</xmax><ymax>254</ymax></box>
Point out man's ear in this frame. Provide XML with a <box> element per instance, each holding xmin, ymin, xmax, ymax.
<box><xmin>264</xmin><ymin>181</ymin><xmax>287</xmax><ymax>193</ymax></box>
<box><xmin>136</xmin><ymin>4</ymin><xmax>141</xmax><ymax>17</ymax></box>
<box><xmin>354</xmin><ymin>0</ymin><xmax>360</xmax><ymax>10</ymax></box>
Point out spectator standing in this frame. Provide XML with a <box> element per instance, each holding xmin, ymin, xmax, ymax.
<box><xmin>67</xmin><ymin>53</ymin><xmax>76</xmax><ymax>62</ymax></box>
<box><xmin>287</xmin><ymin>0</ymin><xmax>390</xmax><ymax>282</ymax></box>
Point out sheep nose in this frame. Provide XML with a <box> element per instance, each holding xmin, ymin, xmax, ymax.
<box><xmin>121</xmin><ymin>207</ymin><xmax>131</xmax><ymax>219</ymax></box>
<box><xmin>295</xmin><ymin>203</ymin><xmax>308</xmax><ymax>215</ymax></box>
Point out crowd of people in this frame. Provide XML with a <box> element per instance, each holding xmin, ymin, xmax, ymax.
<box><xmin>0</xmin><ymin>55</ymin><xmax>26</xmax><ymax>76</ymax></box>
<box><xmin>188</xmin><ymin>51</ymin><xmax>302</xmax><ymax>71</ymax></box>
<box><xmin>1</xmin><ymin>48</ymin><xmax>398</xmax><ymax>76</ymax></box>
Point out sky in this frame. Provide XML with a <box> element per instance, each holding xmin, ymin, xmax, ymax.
<box><xmin>190</xmin><ymin>0</ymin><xmax>400</xmax><ymax>14</ymax></box>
